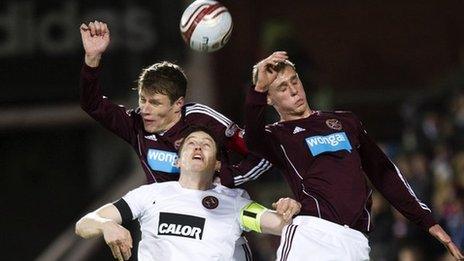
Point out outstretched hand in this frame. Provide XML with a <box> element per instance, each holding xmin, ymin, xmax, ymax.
<box><xmin>80</xmin><ymin>20</ymin><xmax>110</xmax><ymax>67</ymax></box>
<box><xmin>252</xmin><ymin>51</ymin><xmax>289</xmax><ymax>92</ymax></box>
<box><xmin>429</xmin><ymin>224</ymin><xmax>464</xmax><ymax>260</ymax></box>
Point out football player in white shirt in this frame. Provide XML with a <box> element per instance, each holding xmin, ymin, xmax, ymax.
<box><xmin>75</xmin><ymin>126</ymin><xmax>301</xmax><ymax>261</ymax></box>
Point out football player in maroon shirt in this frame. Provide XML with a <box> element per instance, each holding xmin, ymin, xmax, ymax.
<box><xmin>245</xmin><ymin>51</ymin><xmax>463</xmax><ymax>260</ymax></box>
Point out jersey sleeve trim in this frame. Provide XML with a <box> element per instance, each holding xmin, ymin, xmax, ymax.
<box><xmin>113</xmin><ymin>199</ymin><xmax>133</xmax><ymax>225</ymax></box>
<box><xmin>185</xmin><ymin>103</ymin><xmax>232</xmax><ymax>127</ymax></box>
<box><xmin>233</xmin><ymin>159</ymin><xmax>273</xmax><ymax>186</ymax></box>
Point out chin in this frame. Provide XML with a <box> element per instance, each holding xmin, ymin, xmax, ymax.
<box><xmin>295</xmin><ymin>105</ymin><xmax>308</xmax><ymax>114</ymax></box>
<box><xmin>144</xmin><ymin>124</ymin><xmax>159</xmax><ymax>133</ymax></box>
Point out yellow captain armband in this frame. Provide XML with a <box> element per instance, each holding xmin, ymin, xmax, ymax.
<box><xmin>240</xmin><ymin>202</ymin><xmax>268</xmax><ymax>233</ymax></box>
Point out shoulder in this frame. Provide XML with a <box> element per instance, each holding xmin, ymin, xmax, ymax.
<box><xmin>152</xmin><ymin>181</ymin><xmax>179</xmax><ymax>191</ymax></box>
<box><xmin>321</xmin><ymin>110</ymin><xmax>360</xmax><ymax>124</ymax></box>
<box><xmin>320</xmin><ymin>111</ymin><xmax>364</xmax><ymax>134</ymax></box>
<box><xmin>264</xmin><ymin>121</ymin><xmax>282</xmax><ymax>132</ymax></box>
<box><xmin>132</xmin><ymin>181</ymin><xmax>176</xmax><ymax>195</ymax></box>
<box><xmin>184</xmin><ymin>102</ymin><xmax>232</xmax><ymax>127</ymax></box>
<box><xmin>212</xmin><ymin>184</ymin><xmax>250</xmax><ymax>199</ymax></box>
<box><xmin>319</xmin><ymin>110</ymin><xmax>357</xmax><ymax>118</ymax></box>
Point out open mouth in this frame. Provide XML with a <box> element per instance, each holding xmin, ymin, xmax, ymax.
<box><xmin>192</xmin><ymin>154</ymin><xmax>203</xmax><ymax>161</ymax></box>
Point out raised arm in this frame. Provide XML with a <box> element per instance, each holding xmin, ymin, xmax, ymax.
<box><xmin>75</xmin><ymin>204</ymin><xmax>133</xmax><ymax>261</ymax></box>
<box><xmin>244</xmin><ymin>52</ymin><xmax>289</xmax><ymax>167</ymax></box>
<box><xmin>79</xmin><ymin>21</ymin><xmax>138</xmax><ymax>145</ymax></box>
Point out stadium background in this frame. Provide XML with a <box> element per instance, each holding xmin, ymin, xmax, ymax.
<box><xmin>1</xmin><ymin>0</ymin><xmax>464</xmax><ymax>260</ymax></box>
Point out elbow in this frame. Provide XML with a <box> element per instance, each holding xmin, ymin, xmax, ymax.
<box><xmin>75</xmin><ymin>219</ymin><xmax>85</xmax><ymax>238</ymax></box>
<box><xmin>75</xmin><ymin>218</ymin><xmax>92</xmax><ymax>239</ymax></box>
<box><xmin>79</xmin><ymin>94</ymin><xmax>96</xmax><ymax>113</ymax></box>
<box><xmin>79</xmin><ymin>100</ymin><xmax>92</xmax><ymax>113</ymax></box>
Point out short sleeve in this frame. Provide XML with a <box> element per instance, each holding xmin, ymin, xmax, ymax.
<box><xmin>120</xmin><ymin>184</ymin><xmax>155</xmax><ymax>220</ymax></box>
<box><xmin>236</xmin><ymin>189</ymin><xmax>253</xmax><ymax>209</ymax></box>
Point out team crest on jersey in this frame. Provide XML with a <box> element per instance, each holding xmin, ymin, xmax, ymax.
<box><xmin>326</xmin><ymin>119</ymin><xmax>342</xmax><ymax>130</ymax></box>
<box><xmin>202</xmin><ymin>196</ymin><xmax>219</xmax><ymax>209</ymax></box>
<box><xmin>147</xmin><ymin>149</ymin><xmax>180</xmax><ymax>174</ymax></box>
<box><xmin>158</xmin><ymin>212</ymin><xmax>205</xmax><ymax>240</ymax></box>
<box><xmin>305</xmin><ymin>132</ymin><xmax>352</xmax><ymax>156</ymax></box>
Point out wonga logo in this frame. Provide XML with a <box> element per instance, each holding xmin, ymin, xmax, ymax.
<box><xmin>147</xmin><ymin>149</ymin><xmax>180</xmax><ymax>174</ymax></box>
<box><xmin>305</xmin><ymin>132</ymin><xmax>352</xmax><ymax>156</ymax></box>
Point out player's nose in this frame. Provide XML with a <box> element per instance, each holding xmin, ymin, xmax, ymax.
<box><xmin>140</xmin><ymin>104</ymin><xmax>151</xmax><ymax>114</ymax></box>
<box><xmin>289</xmin><ymin>85</ymin><xmax>298</xmax><ymax>95</ymax></box>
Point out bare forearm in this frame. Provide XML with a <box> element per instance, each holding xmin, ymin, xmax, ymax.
<box><xmin>75</xmin><ymin>212</ymin><xmax>115</xmax><ymax>239</ymax></box>
<box><xmin>260</xmin><ymin>210</ymin><xmax>290</xmax><ymax>236</ymax></box>
<box><xmin>85</xmin><ymin>54</ymin><xmax>101</xmax><ymax>68</ymax></box>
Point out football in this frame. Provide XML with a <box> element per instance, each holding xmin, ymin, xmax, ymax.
<box><xmin>180</xmin><ymin>0</ymin><xmax>233</xmax><ymax>52</ymax></box>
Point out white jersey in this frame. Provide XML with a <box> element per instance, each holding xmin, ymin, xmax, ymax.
<box><xmin>120</xmin><ymin>181</ymin><xmax>252</xmax><ymax>261</ymax></box>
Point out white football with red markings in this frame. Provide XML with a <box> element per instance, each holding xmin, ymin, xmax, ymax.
<box><xmin>180</xmin><ymin>0</ymin><xmax>233</xmax><ymax>52</ymax></box>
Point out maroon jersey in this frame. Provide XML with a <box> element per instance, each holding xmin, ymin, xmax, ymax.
<box><xmin>245</xmin><ymin>88</ymin><xmax>436</xmax><ymax>233</ymax></box>
<box><xmin>79</xmin><ymin>64</ymin><xmax>271</xmax><ymax>187</ymax></box>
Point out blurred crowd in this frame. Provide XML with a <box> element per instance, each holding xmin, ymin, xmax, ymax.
<box><xmin>368</xmin><ymin>89</ymin><xmax>464</xmax><ymax>260</ymax></box>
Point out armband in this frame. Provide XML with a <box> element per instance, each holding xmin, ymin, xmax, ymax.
<box><xmin>240</xmin><ymin>202</ymin><xmax>268</xmax><ymax>233</ymax></box>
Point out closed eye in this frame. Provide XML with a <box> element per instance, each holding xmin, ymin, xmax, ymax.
<box><xmin>149</xmin><ymin>100</ymin><xmax>161</xmax><ymax>106</ymax></box>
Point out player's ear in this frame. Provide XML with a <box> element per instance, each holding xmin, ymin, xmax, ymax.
<box><xmin>214</xmin><ymin>160</ymin><xmax>221</xmax><ymax>171</ymax></box>
<box><xmin>173</xmin><ymin>96</ymin><xmax>184</xmax><ymax>112</ymax></box>
<box><xmin>267</xmin><ymin>95</ymin><xmax>273</xmax><ymax>106</ymax></box>
<box><xmin>174</xmin><ymin>156</ymin><xmax>181</xmax><ymax>168</ymax></box>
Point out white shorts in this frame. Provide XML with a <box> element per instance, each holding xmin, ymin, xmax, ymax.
<box><xmin>276</xmin><ymin>216</ymin><xmax>370</xmax><ymax>261</ymax></box>
<box><xmin>233</xmin><ymin>236</ymin><xmax>252</xmax><ymax>261</ymax></box>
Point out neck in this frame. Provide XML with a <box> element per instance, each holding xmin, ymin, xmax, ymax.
<box><xmin>178</xmin><ymin>172</ymin><xmax>213</xmax><ymax>190</ymax></box>
<box><xmin>280</xmin><ymin>107</ymin><xmax>313</xmax><ymax>121</ymax></box>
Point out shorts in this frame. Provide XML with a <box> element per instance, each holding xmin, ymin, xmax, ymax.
<box><xmin>276</xmin><ymin>216</ymin><xmax>370</xmax><ymax>261</ymax></box>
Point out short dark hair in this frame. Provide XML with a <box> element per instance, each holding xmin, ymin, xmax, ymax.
<box><xmin>178</xmin><ymin>125</ymin><xmax>222</xmax><ymax>160</ymax></box>
<box><xmin>137</xmin><ymin>61</ymin><xmax>187</xmax><ymax>104</ymax></box>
